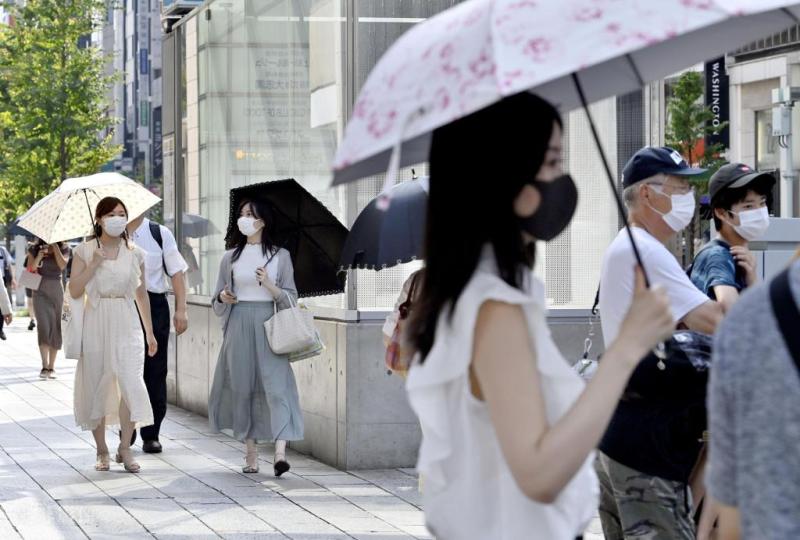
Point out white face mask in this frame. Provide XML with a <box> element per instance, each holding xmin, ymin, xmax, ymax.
<box><xmin>727</xmin><ymin>207</ymin><xmax>770</xmax><ymax>241</ymax></box>
<box><xmin>103</xmin><ymin>216</ymin><xmax>128</xmax><ymax>237</ymax></box>
<box><xmin>237</xmin><ymin>216</ymin><xmax>263</xmax><ymax>237</ymax></box>
<box><xmin>649</xmin><ymin>187</ymin><xmax>695</xmax><ymax>232</ymax></box>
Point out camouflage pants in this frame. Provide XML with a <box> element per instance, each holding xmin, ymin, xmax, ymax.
<box><xmin>594</xmin><ymin>452</ymin><xmax>695</xmax><ymax>540</ymax></box>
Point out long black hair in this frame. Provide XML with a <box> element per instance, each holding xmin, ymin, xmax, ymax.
<box><xmin>230</xmin><ymin>198</ymin><xmax>277</xmax><ymax>262</ymax></box>
<box><xmin>408</xmin><ymin>92</ymin><xmax>562</xmax><ymax>360</ymax></box>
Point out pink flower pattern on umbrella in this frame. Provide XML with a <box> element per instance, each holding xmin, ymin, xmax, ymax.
<box><xmin>367</xmin><ymin>110</ymin><xmax>398</xmax><ymax>139</ymax></box>
<box><xmin>574</xmin><ymin>5</ymin><xmax>604</xmax><ymax>21</ymax></box>
<box><xmin>334</xmin><ymin>0</ymin><xmax>795</xmax><ymax>178</ymax></box>
<box><xmin>523</xmin><ymin>38</ymin><xmax>553</xmax><ymax>62</ymax></box>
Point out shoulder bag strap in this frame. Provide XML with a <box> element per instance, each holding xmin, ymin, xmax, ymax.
<box><xmin>769</xmin><ymin>268</ymin><xmax>800</xmax><ymax>374</ymax></box>
<box><xmin>149</xmin><ymin>221</ymin><xmax>169</xmax><ymax>276</ymax></box>
<box><xmin>398</xmin><ymin>272</ymin><xmax>421</xmax><ymax>319</ymax></box>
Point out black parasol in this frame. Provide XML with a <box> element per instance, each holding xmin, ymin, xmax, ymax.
<box><xmin>226</xmin><ymin>179</ymin><xmax>348</xmax><ymax>298</ymax></box>
<box><xmin>339</xmin><ymin>177</ymin><xmax>428</xmax><ymax>271</ymax></box>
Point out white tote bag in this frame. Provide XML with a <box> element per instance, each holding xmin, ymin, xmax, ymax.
<box><xmin>264</xmin><ymin>296</ymin><xmax>318</xmax><ymax>356</ymax></box>
<box><xmin>288</xmin><ymin>329</ymin><xmax>325</xmax><ymax>363</ymax></box>
<box><xmin>61</xmin><ymin>290</ymin><xmax>85</xmax><ymax>359</ymax></box>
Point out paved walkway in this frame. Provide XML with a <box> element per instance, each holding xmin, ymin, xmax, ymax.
<box><xmin>0</xmin><ymin>316</ymin><xmax>604</xmax><ymax>539</ymax></box>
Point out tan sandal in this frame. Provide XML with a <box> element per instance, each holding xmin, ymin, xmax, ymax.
<box><xmin>115</xmin><ymin>446</ymin><xmax>140</xmax><ymax>473</ymax></box>
<box><xmin>242</xmin><ymin>449</ymin><xmax>259</xmax><ymax>473</ymax></box>
<box><xmin>95</xmin><ymin>452</ymin><xmax>110</xmax><ymax>472</ymax></box>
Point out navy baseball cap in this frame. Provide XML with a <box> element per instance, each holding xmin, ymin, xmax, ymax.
<box><xmin>621</xmin><ymin>146</ymin><xmax>707</xmax><ymax>188</ymax></box>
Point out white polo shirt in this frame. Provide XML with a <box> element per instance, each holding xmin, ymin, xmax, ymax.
<box><xmin>131</xmin><ymin>218</ymin><xmax>189</xmax><ymax>294</ymax></box>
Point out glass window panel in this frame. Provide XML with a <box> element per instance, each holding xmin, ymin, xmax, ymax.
<box><xmin>184</xmin><ymin>0</ymin><xmax>346</xmax><ymax>308</ymax></box>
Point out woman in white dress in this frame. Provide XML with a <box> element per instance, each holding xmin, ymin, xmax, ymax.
<box><xmin>404</xmin><ymin>93</ymin><xmax>676</xmax><ymax>539</ymax></box>
<box><xmin>70</xmin><ymin>196</ymin><xmax>158</xmax><ymax>473</ymax></box>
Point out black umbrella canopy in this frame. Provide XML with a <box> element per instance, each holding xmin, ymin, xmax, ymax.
<box><xmin>226</xmin><ymin>179</ymin><xmax>349</xmax><ymax>298</ymax></box>
<box><xmin>7</xmin><ymin>218</ymin><xmax>33</xmax><ymax>238</ymax></box>
<box><xmin>340</xmin><ymin>177</ymin><xmax>428</xmax><ymax>271</ymax></box>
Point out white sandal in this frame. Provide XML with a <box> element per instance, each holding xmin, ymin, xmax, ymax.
<box><xmin>115</xmin><ymin>446</ymin><xmax>140</xmax><ymax>473</ymax></box>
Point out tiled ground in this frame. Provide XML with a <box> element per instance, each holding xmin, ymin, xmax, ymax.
<box><xmin>0</xmin><ymin>316</ymin><xmax>603</xmax><ymax>539</ymax></box>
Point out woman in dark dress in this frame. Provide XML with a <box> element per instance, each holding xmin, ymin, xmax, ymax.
<box><xmin>29</xmin><ymin>239</ymin><xmax>71</xmax><ymax>379</ymax></box>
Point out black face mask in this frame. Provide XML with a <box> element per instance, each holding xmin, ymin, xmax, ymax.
<box><xmin>519</xmin><ymin>174</ymin><xmax>578</xmax><ymax>241</ymax></box>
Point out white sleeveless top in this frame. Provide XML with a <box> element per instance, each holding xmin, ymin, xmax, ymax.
<box><xmin>406</xmin><ymin>247</ymin><xmax>598</xmax><ymax>540</ymax></box>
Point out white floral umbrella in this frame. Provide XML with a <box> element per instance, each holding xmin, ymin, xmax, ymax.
<box><xmin>332</xmin><ymin>0</ymin><xmax>800</xmax><ymax>186</ymax></box>
<box><xmin>18</xmin><ymin>172</ymin><xmax>161</xmax><ymax>244</ymax></box>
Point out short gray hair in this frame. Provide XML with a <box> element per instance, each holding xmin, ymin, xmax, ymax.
<box><xmin>622</xmin><ymin>173</ymin><xmax>664</xmax><ymax>209</ymax></box>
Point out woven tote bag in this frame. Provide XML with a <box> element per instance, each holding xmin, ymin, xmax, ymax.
<box><xmin>264</xmin><ymin>295</ymin><xmax>318</xmax><ymax>355</ymax></box>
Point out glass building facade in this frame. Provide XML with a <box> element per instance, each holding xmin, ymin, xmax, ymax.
<box><xmin>162</xmin><ymin>0</ymin><xmax>647</xmax><ymax>315</ymax></box>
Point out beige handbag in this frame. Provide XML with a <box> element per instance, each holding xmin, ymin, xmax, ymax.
<box><xmin>264</xmin><ymin>294</ymin><xmax>318</xmax><ymax>355</ymax></box>
<box><xmin>61</xmin><ymin>288</ymin><xmax>85</xmax><ymax>359</ymax></box>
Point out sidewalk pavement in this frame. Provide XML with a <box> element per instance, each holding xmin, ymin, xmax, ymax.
<box><xmin>0</xmin><ymin>316</ymin><xmax>604</xmax><ymax>539</ymax></box>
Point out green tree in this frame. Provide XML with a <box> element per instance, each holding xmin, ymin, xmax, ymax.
<box><xmin>665</xmin><ymin>70</ymin><xmax>728</xmax><ymax>264</ymax></box>
<box><xmin>0</xmin><ymin>0</ymin><xmax>120</xmax><ymax>225</ymax></box>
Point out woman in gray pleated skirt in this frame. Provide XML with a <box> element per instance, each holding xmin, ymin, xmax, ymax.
<box><xmin>209</xmin><ymin>199</ymin><xmax>304</xmax><ymax>476</ymax></box>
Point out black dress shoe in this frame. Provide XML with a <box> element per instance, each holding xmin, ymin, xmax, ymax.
<box><xmin>0</xmin><ymin>330</ymin><xmax>6</xmax><ymax>340</ymax></box>
<box><xmin>28</xmin><ymin>320</ymin><xmax>35</xmax><ymax>331</ymax></box>
<box><xmin>142</xmin><ymin>440</ymin><xmax>162</xmax><ymax>453</ymax></box>
<box><xmin>274</xmin><ymin>460</ymin><xmax>290</xmax><ymax>477</ymax></box>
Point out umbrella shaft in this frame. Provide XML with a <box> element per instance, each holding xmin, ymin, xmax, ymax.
<box><xmin>82</xmin><ymin>189</ymin><xmax>101</xmax><ymax>247</ymax></box>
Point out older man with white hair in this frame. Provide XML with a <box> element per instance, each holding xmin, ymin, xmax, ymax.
<box><xmin>595</xmin><ymin>146</ymin><xmax>725</xmax><ymax>540</ymax></box>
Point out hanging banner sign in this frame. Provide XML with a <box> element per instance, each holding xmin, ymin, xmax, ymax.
<box><xmin>140</xmin><ymin>49</ymin><xmax>149</xmax><ymax>75</ymax></box>
<box><xmin>705</xmin><ymin>57</ymin><xmax>730</xmax><ymax>148</ymax></box>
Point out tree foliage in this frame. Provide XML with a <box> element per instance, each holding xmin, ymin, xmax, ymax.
<box><xmin>665</xmin><ymin>70</ymin><xmax>728</xmax><ymax>263</ymax></box>
<box><xmin>0</xmin><ymin>0</ymin><xmax>120</xmax><ymax>225</ymax></box>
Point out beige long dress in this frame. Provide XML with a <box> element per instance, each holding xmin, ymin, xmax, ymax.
<box><xmin>73</xmin><ymin>241</ymin><xmax>153</xmax><ymax>431</ymax></box>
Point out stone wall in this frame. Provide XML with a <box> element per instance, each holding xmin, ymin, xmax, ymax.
<box><xmin>168</xmin><ymin>302</ymin><xmax>603</xmax><ymax>470</ymax></box>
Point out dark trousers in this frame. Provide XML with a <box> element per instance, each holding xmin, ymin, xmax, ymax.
<box><xmin>140</xmin><ymin>292</ymin><xmax>171</xmax><ymax>442</ymax></box>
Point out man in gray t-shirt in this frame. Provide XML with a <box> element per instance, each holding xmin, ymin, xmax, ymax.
<box><xmin>704</xmin><ymin>258</ymin><xmax>800</xmax><ymax>539</ymax></box>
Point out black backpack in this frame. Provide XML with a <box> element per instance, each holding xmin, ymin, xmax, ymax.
<box><xmin>599</xmin><ymin>330</ymin><xmax>712</xmax><ymax>483</ymax></box>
